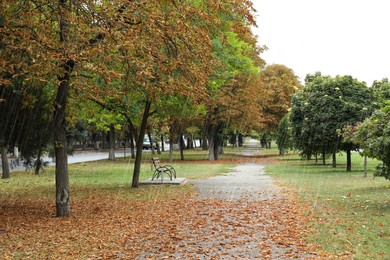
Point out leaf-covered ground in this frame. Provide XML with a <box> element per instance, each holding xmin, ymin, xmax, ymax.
<box><xmin>0</xmin><ymin>184</ymin><xmax>331</xmax><ymax>259</ymax></box>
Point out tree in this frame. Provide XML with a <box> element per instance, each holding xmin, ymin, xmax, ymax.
<box><xmin>276</xmin><ymin>113</ymin><xmax>293</xmax><ymax>156</ymax></box>
<box><xmin>356</xmin><ymin>106</ymin><xmax>390</xmax><ymax>180</ymax></box>
<box><xmin>258</xmin><ymin>64</ymin><xmax>301</xmax><ymax>132</ymax></box>
<box><xmin>352</xmin><ymin>78</ymin><xmax>390</xmax><ymax>179</ymax></box>
<box><xmin>1</xmin><ymin>0</ymin><xmax>133</xmax><ymax>216</ymax></box>
<box><xmin>0</xmin><ymin>79</ymin><xmax>53</xmax><ymax>178</ymax></box>
<box><xmin>290</xmin><ymin>73</ymin><xmax>372</xmax><ymax>170</ymax></box>
<box><xmin>204</xmin><ymin>22</ymin><xmax>264</xmax><ymax>160</ymax></box>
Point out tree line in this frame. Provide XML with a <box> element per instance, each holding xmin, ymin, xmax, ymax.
<box><xmin>0</xmin><ymin>1</ymin><xmax>299</xmax><ymax>216</ymax></box>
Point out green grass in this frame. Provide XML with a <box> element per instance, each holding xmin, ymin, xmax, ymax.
<box><xmin>266</xmin><ymin>152</ymin><xmax>390</xmax><ymax>259</ymax></box>
<box><xmin>1</xmin><ymin>152</ymin><xmax>234</xmax><ymax>201</ymax></box>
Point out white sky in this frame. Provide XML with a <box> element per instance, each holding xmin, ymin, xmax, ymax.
<box><xmin>251</xmin><ymin>0</ymin><xmax>390</xmax><ymax>85</ymax></box>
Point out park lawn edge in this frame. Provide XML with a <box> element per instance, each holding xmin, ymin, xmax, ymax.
<box><xmin>265</xmin><ymin>152</ymin><xmax>390</xmax><ymax>259</ymax></box>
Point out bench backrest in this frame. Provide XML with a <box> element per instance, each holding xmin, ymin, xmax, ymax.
<box><xmin>152</xmin><ymin>157</ymin><xmax>161</xmax><ymax>169</ymax></box>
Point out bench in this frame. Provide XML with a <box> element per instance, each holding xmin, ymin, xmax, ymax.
<box><xmin>151</xmin><ymin>157</ymin><xmax>176</xmax><ymax>181</ymax></box>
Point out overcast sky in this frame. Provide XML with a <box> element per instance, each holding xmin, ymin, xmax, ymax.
<box><xmin>251</xmin><ymin>0</ymin><xmax>390</xmax><ymax>85</ymax></box>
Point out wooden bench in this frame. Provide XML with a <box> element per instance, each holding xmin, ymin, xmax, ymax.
<box><xmin>151</xmin><ymin>157</ymin><xmax>176</xmax><ymax>181</ymax></box>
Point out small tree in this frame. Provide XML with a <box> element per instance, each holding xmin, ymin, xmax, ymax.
<box><xmin>276</xmin><ymin>114</ymin><xmax>293</xmax><ymax>156</ymax></box>
<box><xmin>356</xmin><ymin>106</ymin><xmax>390</xmax><ymax>180</ymax></box>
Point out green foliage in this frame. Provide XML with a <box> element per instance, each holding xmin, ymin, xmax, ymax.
<box><xmin>371</xmin><ymin>78</ymin><xmax>390</xmax><ymax>108</ymax></box>
<box><xmin>356</xmin><ymin>106</ymin><xmax>390</xmax><ymax>180</ymax></box>
<box><xmin>276</xmin><ymin>113</ymin><xmax>293</xmax><ymax>154</ymax></box>
<box><xmin>290</xmin><ymin>73</ymin><xmax>373</xmax><ymax>158</ymax></box>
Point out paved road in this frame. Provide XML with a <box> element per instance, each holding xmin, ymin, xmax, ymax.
<box><xmin>1</xmin><ymin>148</ymin><xmax>144</xmax><ymax>173</ymax></box>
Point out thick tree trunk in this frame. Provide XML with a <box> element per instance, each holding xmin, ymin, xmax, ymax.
<box><xmin>238</xmin><ymin>134</ymin><xmax>243</xmax><ymax>147</ymax></box>
<box><xmin>206</xmin><ymin>124</ymin><xmax>223</xmax><ymax>161</ymax></box>
<box><xmin>54</xmin><ymin>79</ymin><xmax>71</xmax><ymax>217</ymax></box>
<box><xmin>132</xmin><ymin>101</ymin><xmax>151</xmax><ymax>188</ymax></box>
<box><xmin>1</xmin><ymin>146</ymin><xmax>10</xmax><ymax>179</ymax></box>
<box><xmin>108</xmin><ymin>126</ymin><xmax>115</xmax><ymax>160</ymax></box>
<box><xmin>53</xmin><ymin>0</ymin><xmax>74</xmax><ymax>217</ymax></box>
<box><xmin>202</xmin><ymin>134</ymin><xmax>208</xmax><ymax>150</ymax></box>
<box><xmin>186</xmin><ymin>136</ymin><xmax>194</xmax><ymax>149</ymax></box>
<box><xmin>261</xmin><ymin>134</ymin><xmax>267</xmax><ymax>148</ymax></box>
<box><xmin>346</xmin><ymin>149</ymin><xmax>352</xmax><ymax>172</ymax></box>
<box><xmin>208</xmin><ymin>138</ymin><xmax>216</xmax><ymax>161</ymax></box>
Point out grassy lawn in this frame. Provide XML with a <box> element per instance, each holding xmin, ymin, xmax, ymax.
<box><xmin>1</xmin><ymin>150</ymin><xmax>235</xmax><ymax>200</ymax></box>
<box><xmin>266</xmin><ymin>152</ymin><xmax>390</xmax><ymax>259</ymax></box>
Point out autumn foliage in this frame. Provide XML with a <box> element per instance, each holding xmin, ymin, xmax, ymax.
<box><xmin>0</xmin><ymin>185</ymin><xmax>326</xmax><ymax>259</ymax></box>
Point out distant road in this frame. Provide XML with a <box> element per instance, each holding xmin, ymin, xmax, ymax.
<box><xmin>1</xmin><ymin>148</ymin><xmax>145</xmax><ymax>173</ymax></box>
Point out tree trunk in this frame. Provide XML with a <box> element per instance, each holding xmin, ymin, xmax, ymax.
<box><xmin>206</xmin><ymin>124</ymin><xmax>223</xmax><ymax>161</ymax></box>
<box><xmin>208</xmin><ymin>137</ymin><xmax>215</xmax><ymax>161</ymax></box>
<box><xmin>35</xmin><ymin>147</ymin><xmax>43</xmax><ymax>175</ymax></box>
<box><xmin>238</xmin><ymin>133</ymin><xmax>243</xmax><ymax>147</ymax></box>
<box><xmin>108</xmin><ymin>125</ymin><xmax>115</xmax><ymax>160</ymax></box>
<box><xmin>132</xmin><ymin>101</ymin><xmax>151</xmax><ymax>188</ymax></box>
<box><xmin>179</xmin><ymin>133</ymin><xmax>185</xmax><ymax>160</ymax></box>
<box><xmin>280</xmin><ymin>148</ymin><xmax>286</xmax><ymax>156</ymax></box>
<box><xmin>156</xmin><ymin>140</ymin><xmax>161</xmax><ymax>154</ymax></box>
<box><xmin>169</xmin><ymin>137</ymin><xmax>174</xmax><ymax>162</ymax></box>
<box><xmin>332</xmin><ymin>150</ymin><xmax>337</xmax><ymax>168</ymax></box>
<box><xmin>123</xmin><ymin>138</ymin><xmax>126</xmax><ymax>157</ymax></box>
<box><xmin>128</xmin><ymin>122</ymin><xmax>136</xmax><ymax>159</ymax></box>
<box><xmin>54</xmin><ymin>78</ymin><xmax>71</xmax><ymax>217</ymax></box>
<box><xmin>1</xmin><ymin>146</ymin><xmax>10</xmax><ymax>179</ymax></box>
<box><xmin>161</xmin><ymin>134</ymin><xmax>165</xmax><ymax>152</ymax></box>
<box><xmin>322</xmin><ymin>151</ymin><xmax>326</xmax><ymax>165</ymax></box>
<box><xmin>147</xmin><ymin>132</ymin><xmax>155</xmax><ymax>155</ymax></box>
<box><xmin>346</xmin><ymin>149</ymin><xmax>352</xmax><ymax>172</ymax></box>
<box><xmin>261</xmin><ymin>134</ymin><xmax>267</xmax><ymax>148</ymax></box>
<box><xmin>364</xmin><ymin>155</ymin><xmax>368</xmax><ymax>177</ymax></box>
<box><xmin>202</xmin><ymin>134</ymin><xmax>208</xmax><ymax>150</ymax></box>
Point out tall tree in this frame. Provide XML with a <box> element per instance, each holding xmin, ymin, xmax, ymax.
<box><xmin>1</xmin><ymin>1</ymin><xmax>124</xmax><ymax>216</ymax></box>
<box><xmin>204</xmin><ymin>22</ymin><xmax>264</xmax><ymax>160</ymax></box>
<box><xmin>258</xmin><ymin>64</ymin><xmax>301</xmax><ymax>131</ymax></box>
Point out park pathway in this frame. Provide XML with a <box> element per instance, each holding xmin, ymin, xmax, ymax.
<box><xmin>138</xmin><ymin>140</ymin><xmax>317</xmax><ymax>259</ymax></box>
